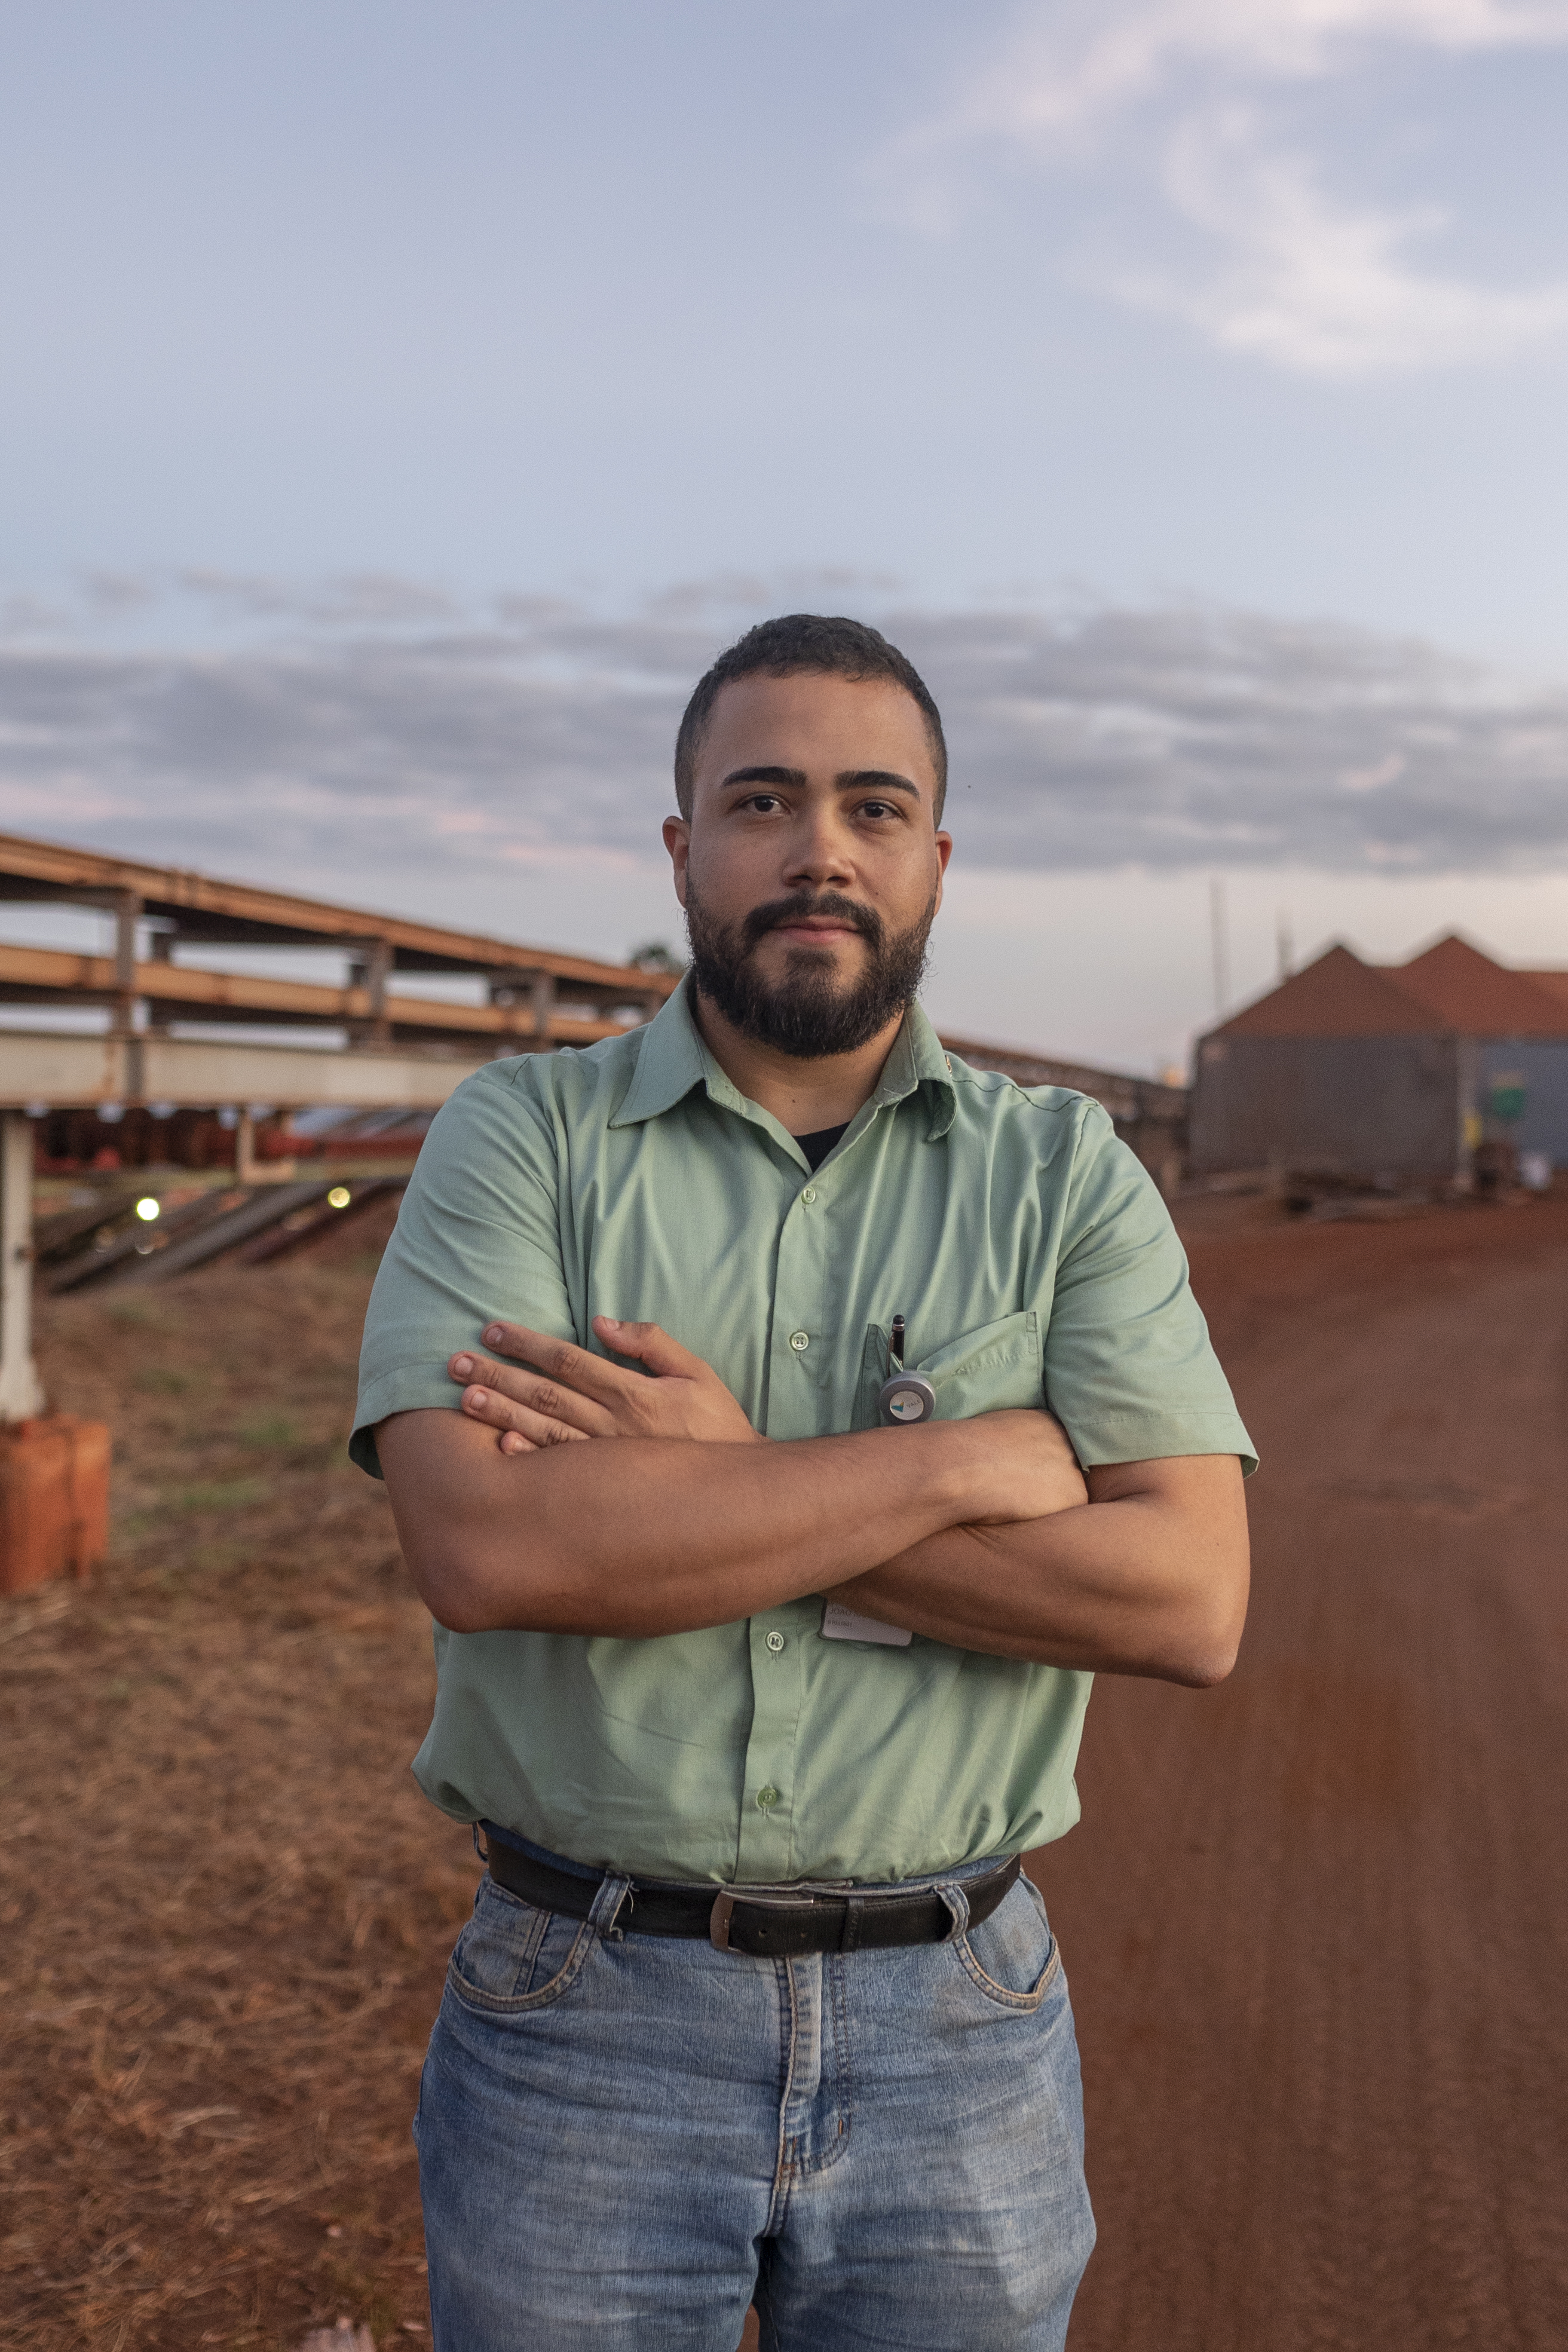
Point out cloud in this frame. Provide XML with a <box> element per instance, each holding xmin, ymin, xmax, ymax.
<box><xmin>940</xmin><ymin>2</ymin><xmax>1568</xmax><ymax>148</ymax></box>
<box><xmin>1339</xmin><ymin>749</ymin><xmax>1408</xmax><ymax>790</ymax></box>
<box><xmin>884</xmin><ymin>0</ymin><xmax>1568</xmax><ymax>375</ymax></box>
<box><xmin>1</xmin><ymin>576</ymin><xmax>1567</xmax><ymax>912</ymax></box>
<box><xmin>1119</xmin><ymin>105</ymin><xmax>1568</xmax><ymax>375</ymax></box>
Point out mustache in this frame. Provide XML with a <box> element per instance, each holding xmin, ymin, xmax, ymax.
<box><xmin>741</xmin><ymin>892</ymin><xmax>883</xmax><ymax>953</ymax></box>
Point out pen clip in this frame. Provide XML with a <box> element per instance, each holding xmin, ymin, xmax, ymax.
<box><xmin>889</xmin><ymin>1313</ymin><xmax>905</xmax><ymax>1371</ymax></box>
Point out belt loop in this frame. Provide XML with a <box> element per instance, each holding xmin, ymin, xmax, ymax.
<box><xmin>838</xmin><ymin>1895</ymin><xmax>865</xmax><ymax>1954</ymax></box>
<box><xmin>588</xmin><ymin>1871</ymin><xmax>634</xmax><ymax>1943</ymax></box>
<box><xmin>935</xmin><ymin>1878</ymin><xmax>970</xmax><ymax>1943</ymax></box>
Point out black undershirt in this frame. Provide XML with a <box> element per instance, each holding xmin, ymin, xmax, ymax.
<box><xmin>794</xmin><ymin>1123</ymin><xmax>848</xmax><ymax>1172</ymax></box>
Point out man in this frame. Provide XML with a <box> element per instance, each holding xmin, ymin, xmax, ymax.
<box><xmin>353</xmin><ymin>614</ymin><xmax>1254</xmax><ymax>2351</ymax></box>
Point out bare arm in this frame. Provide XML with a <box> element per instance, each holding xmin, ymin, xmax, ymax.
<box><xmin>385</xmin><ymin>1316</ymin><xmax>1248</xmax><ymax>1685</ymax></box>
<box><xmin>376</xmin><ymin>1401</ymin><xmax>1078</xmax><ymax>1638</ymax></box>
<box><xmin>820</xmin><ymin>1453</ymin><xmax>1250</xmax><ymax>1686</ymax></box>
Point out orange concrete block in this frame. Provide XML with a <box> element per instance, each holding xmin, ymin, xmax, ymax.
<box><xmin>0</xmin><ymin>1414</ymin><xmax>111</xmax><ymax>1595</ymax></box>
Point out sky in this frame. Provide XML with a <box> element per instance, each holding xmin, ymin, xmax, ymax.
<box><xmin>3</xmin><ymin>0</ymin><xmax>1568</xmax><ymax>1071</ymax></box>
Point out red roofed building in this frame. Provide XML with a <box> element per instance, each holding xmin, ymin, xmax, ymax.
<box><xmin>1190</xmin><ymin>934</ymin><xmax>1568</xmax><ymax>1181</ymax></box>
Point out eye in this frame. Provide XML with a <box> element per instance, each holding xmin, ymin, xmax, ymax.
<box><xmin>739</xmin><ymin>792</ymin><xmax>784</xmax><ymax>814</ymax></box>
<box><xmin>857</xmin><ymin>798</ymin><xmax>903</xmax><ymax>822</ymax></box>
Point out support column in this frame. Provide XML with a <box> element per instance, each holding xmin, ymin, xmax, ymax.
<box><xmin>144</xmin><ymin>924</ymin><xmax>175</xmax><ymax>1033</ymax></box>
<box><xmin>529</xmin><ymin>970</ymin><xmax>556</xmax><ymax>1055</ymax></box>
<box><xmin>0</xmin><ymin>1113</ymin><xmax>45</xmax><ymax>1423</ymax></box>
<box><xmin>109</xmin><ymin>890</ymin><xmax>147</xmax><ymax>1100</ymax></box>
<box><xmin>348</xmin><ymin>939</ymin><xmax>393</xmax><ymax>1047</ymax></box>
<box><xmin>0</xmin><ymin>1110</ymin><xmax>109</xmax><ymax>1595</ymax></box>
<box><xmin>111</xmin><ymin>891</ymin><xmax>142</xmax><ymax>1034</ymax></box>
<box><xmin>235</xmin><ymin>1108</ymin><xmax>298</xmax><ymax>1186</ymax></box>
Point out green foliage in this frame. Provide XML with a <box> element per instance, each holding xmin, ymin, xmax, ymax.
<box><xmin>238</xmin><ymin>1413</ymin><xmax>304</xmax><ymax>1449</ymax></box>
<box><xmin>167</xmin><ymin>1477</ymin><xmax>271</xmax><ymax>1513</ymax></box>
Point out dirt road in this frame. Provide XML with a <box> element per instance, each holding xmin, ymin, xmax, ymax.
<box><xmin>1039</xmin><ymin>1196</ymin><xmax>1568</xmax><ymax>2351</ymax></box>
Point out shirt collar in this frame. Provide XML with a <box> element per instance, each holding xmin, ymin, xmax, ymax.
<box><xmin>610</xmin><ymin>973</ymin><xmax>957</xmax><ymax>1141</ymax></box>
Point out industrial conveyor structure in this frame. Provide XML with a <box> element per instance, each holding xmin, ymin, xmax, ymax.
<box><xmin>0</xmin><ymin>826</ymin><xmax>678</xmax><ymax>1431</ymax></box>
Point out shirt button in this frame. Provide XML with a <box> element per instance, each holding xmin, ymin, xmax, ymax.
<box><xmin>756</xmin><ymin>1785</ymin><xmax>780</xmax><ymax>1809</ymax></box>
<box><xmin>765</xmin><ymin>1630</ymin><xmax>786</xmax><ymax>1655</ymax></box>
<box><xmin>788</xmin><ymin>1330</ymin><xmax>810</xmax><ymax>1353</ymax></box>
<box><xmin>801</xmin><ymin>1186</ymin><xmax>816</xmax><ymax>1203</ymax></box>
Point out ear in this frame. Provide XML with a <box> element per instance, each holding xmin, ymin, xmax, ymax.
<box><xmin>932</xmin><ymin>828</ymin><xmax>953</xmax><ymax>915</ymax></box>
<box><xmin>663</xmin><ymin>814</ymin><xmax>691</xmax><ymax>908</ymax></box>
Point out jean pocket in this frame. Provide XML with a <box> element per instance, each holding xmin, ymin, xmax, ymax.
<box><xmin>446</xmin><ymin>1875</ymin><xmax>597</xmax><ymax>2016</ymax></box>
<box><xmin>954</xmin><ymin>1874</ymin><xmax>1061</xmax><ymax>2013</ymax></box>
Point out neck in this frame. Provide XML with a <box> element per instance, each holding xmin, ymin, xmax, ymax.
<box><xmin>690</xmin><ymin>987</ymin><xmax>907</xmax><ymax>1134</ymax></box>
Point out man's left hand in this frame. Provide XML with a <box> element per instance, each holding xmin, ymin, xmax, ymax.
<box><xmin>450</xmin><ymin>1318</ymin><xmax>760</xmax><ymax>1452</ymax></box>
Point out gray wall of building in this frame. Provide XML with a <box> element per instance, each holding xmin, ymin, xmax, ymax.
<box><xmin>1477</xmin><ymin>1040</ymin><xmax>1568</xmax><ymax>1166</ymax></box>
<box><xmin>1190</xmin><ymin>1033</ymin><xmax>1462</xmax><ymax>1178</ymax></box>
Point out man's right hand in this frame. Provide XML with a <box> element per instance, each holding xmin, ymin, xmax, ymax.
<box><xmin>450</xmin><ymin>1317</ymin><xmax>760</xmax><ymax>1451</ymax></box>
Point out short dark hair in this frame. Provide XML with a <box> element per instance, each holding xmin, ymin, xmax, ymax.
<box><xmin>673</xmin><ymin>613</ymin><xmax>947</xmax><ymax>822</ymax></box>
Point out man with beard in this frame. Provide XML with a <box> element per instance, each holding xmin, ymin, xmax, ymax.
<box><xmin>354</xmin><ymin>613</ymin><xmax>1254</xmax><ymax>2352</ymax></box>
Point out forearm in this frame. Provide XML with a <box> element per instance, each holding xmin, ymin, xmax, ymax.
<box><xmin>827</xmin><ymin>1465</ymin><xmax>1250</xmax><ymax>1685</ymax></box>
<box><xmin>379</xmin><ymin>1410</ymin><xmax>997</xmax><ymax>1636</ymax></box>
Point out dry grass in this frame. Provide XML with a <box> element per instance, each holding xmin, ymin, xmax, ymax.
<box><xmin>1</xmin><ymin>1203</ymin><xmax>479</xmax><ymax>2350</ymax></box>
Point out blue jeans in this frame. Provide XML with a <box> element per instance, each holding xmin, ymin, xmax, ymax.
<box><xmin>415</xmin><ymin>1854</ymin><xmax>1095</xmax><ymax>2350</ymax></box>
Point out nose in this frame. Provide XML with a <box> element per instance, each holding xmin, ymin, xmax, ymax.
<box><xmin>782</xmin><ymin>803</ymin><xmax>855</xmax><ymax>892</ymax></box>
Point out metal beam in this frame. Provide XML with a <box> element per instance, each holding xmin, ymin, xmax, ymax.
<box><xmin>0</xmin><ymin>1030</ymin><xmax>491</xmax><ymax>1111</ymax></box>
<box><xmin>0</xmin><ymin>940</ymin><xmax>644</xmax><ymax>1048</ymax></box>
<box><xmin>0</xmin><ymin>828</ymin><xmax>682</xmax><ymax>997</ymax></box>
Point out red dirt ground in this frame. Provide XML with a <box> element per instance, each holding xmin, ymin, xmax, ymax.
<box><xmin>1037</xmin><ymin>1190</ymin><xmax>1568</xmax><ymax>2350</ymax></box>
<box><xmin>4</xmin><ymin>1189</ymin><xmax>1566</xmax><ymax>2347</ymax></box>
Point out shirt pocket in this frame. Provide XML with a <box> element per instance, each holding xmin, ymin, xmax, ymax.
<box><xmin>850</xmin><ymin>1309</ymin><xmax>1042</xmax><ymax>1429</ymax></box>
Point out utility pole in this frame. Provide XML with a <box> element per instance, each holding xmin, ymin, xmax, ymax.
<box><xmin>1209</xmin><ymin>878</ymin><xmax>1230</xmax><ymax>1020</ymax></box>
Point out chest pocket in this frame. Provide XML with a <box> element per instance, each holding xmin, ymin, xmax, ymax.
<box><xmin>850</xmin><ymin>1310</ymin><xmax>1042</xmax><ymax>1431</ymax></box>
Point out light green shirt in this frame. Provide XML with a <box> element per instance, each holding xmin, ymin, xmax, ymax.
<box><xmin>353</xmin><ymin>978</ymin><xmax>1254</xmax><ymax>1885</ymax></box>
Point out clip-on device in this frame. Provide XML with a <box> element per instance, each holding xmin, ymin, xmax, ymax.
<box><xmin>877</xmin><ymin>1314</ymin><xmax>936</xmax><ymax>1426</ymax></box>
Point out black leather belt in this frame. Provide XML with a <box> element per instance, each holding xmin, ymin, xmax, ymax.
<box><xmin>480</xmin><ymin>1832</ymin><xmax>1022</xmax><ymax>1958</ymax></box>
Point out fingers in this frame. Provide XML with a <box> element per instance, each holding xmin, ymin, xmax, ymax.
<box><xmin>473</xmin><ymin>1316</ymin><xmax>716</xmax><ymax>1394</ymax></box>
<box><xmin>477</xmin><ymin>1322</ymin><xmax>630</xmax><ymax>1407</ymax></box>
<box><xmin>458</xmin><ymin>1377</ymin><xmax>590</xmax><ymax>1449</ymax></box>
<box><xmin>593</xmin><ymin>1316</ymin><xmax>706</xmax><ymax>1380</ymax></box>
<box><xmin>451</xmin><ymin>1355</ymin><xmax>611</xmax><ymax>1439</ymax></box>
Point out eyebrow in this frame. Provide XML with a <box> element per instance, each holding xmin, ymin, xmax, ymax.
<box><xmin>719</xmin><ymin>764</ymin><xmax>922</xmax><ymax>801</ymax></box>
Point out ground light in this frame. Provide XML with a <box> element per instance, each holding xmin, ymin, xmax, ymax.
<box><xmin>327</xmin><ymin>1186</ymin><xmax>352</xmax><ymax>1209</ymax></box>
<box><xmin>134</xmin><ymin>1196</ymin><xmax>160</xmax><ymax>1221</ymax></box>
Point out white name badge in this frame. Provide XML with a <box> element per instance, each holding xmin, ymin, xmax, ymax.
<box><xmin>820</xmin><ymin>1603</ymin><xmax>912</xmax><ymax>1647</ymax></box>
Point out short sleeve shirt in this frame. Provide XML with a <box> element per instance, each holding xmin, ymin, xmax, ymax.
<box><xmin>353</xmin><ymin>979</ymin><xmax>1255</xmax><ymax>1886</ymax></box>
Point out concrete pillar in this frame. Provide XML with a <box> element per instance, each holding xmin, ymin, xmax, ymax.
<box><xmin>0</xmin><ymin>1113</ymin><xmax>45</xmax><ymax>1423</ymax></box>
<box><xmin>530</xmin><ymin>970</ymin><xmax>556</xmax><ymax>1054</ymax></box>
<box><xmin>348</xmin><ymin>939</ymin><xmax>393</xmax><ymax>1046</ymax></box>
<box><xmin>112</xmin><ymin>890</ymin><xmax>142</xmax><ymax>1036</ymax></box>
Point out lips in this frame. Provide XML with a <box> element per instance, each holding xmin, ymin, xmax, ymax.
<box><xmin>740</xmin><ymin>892</ymin><xmax>883</xmax><ymax>955</ymax></box>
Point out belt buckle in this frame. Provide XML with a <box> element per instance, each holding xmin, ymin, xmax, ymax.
<box><xmin>709</xmin><ymin>1888</ymin><xmax>820</xmax><ymax>1954</ymax></box>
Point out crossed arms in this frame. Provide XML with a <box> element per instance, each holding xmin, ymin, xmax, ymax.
<box><xmin>376</xmin><ymin>1315</ymin><xmax>1250</xmax><ymax>1688</ymax></box>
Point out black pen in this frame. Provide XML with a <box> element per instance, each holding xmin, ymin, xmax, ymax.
<box><xmin>879</xmin><ymin>1315</ymin><xmax>935</xmax><ymax>1425</ymax></box>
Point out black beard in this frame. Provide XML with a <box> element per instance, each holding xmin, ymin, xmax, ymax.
<box><xmin>684</xmin><ymin>880</ymin><xmax>935</xmax><ymax>1059</ymax></box>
